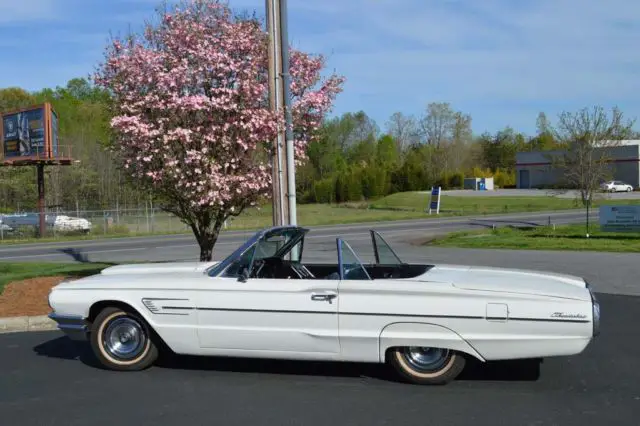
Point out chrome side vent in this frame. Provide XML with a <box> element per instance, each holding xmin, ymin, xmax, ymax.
<box><xmin>142</xmin><ymin>299</ymin><xmax>160</xmax><ymax>314</ymax></box>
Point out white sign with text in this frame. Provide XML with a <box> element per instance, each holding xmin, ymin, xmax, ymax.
<box><xmin>599</xmin><ymin>205</ymin><xmax>640</xmax><ymax>232</ymax></box>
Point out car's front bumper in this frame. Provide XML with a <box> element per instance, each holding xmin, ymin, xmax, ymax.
<box><xmin>48</xmin><ymin>313</ymin><xmax>89</xmax><ymax>341</ymax></box>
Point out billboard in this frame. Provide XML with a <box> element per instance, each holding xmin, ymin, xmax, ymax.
<box><xmin>1</xmin><ymin>103</ymin><xmax>59</xmax><ymax>161</ymax></box>
<box><xmin>599</xmin><ymin>205</ymin><xmax>640</xmax><ymax>232</ymax></box>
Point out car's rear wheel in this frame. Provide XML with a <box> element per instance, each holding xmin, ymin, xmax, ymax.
<box><xmin>90</xmin><ymin>306</ymin><xmax>158</xmax><ymax>371</ymax></box>
<box><xmin>388</xmin><ymin>346</ymin><xmax>466</xmax><ymax>385</ymax></box>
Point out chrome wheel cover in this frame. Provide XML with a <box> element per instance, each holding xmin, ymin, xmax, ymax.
<box><xmin>102</xmin><ymin>317</ymin><xmax>147</xmax><ymax>360</ymax></box>
<box><xmin>402</xmin><ymin>347</ymin><xmax>451</xmax><ymax>372</ymax></box>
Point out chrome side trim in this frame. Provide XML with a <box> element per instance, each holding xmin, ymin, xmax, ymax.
<box><xmin>48</xmin><ymin>313</ymin><xmax>85</xmax><ymax>322</ymax></box>
<box><xmin>58</xmin><ymin>324</ymin><xmax>87</xmax><ymax>331</ymax></box>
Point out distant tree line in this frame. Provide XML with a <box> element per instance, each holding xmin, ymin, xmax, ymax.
<box><xmin>0</xmin><ymin>79</ymin><xmax>636</xmax><ymax>213</ymax></box>
<box><xmin>296</xmin><ymin>104</ymin><xmax>569</xmax><ymax>203</ymax></box>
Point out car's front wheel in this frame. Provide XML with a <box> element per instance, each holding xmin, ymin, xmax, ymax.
<box><xmin>90</xmin><ymin>306</ymin><xmax>158</xmax><ymax>371</ymax></box>
<box><xmin>387</xmin><ymin>346</ymin><xmax>466</xmax><ymax>385</ymax></box>
<box><xmin>627</xmin><ymin>186</ymin><xmax>633</xmax><ymax>192</ymax></box>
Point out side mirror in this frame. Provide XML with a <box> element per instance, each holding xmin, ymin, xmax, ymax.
<box><xmin>238</xmin><ymin>267</ymin><xmax>250</xmax><ymax>283</ymax></box>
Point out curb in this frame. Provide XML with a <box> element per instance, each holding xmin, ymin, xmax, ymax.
<box><xmin>0</xmin><ymin>315</ymin><xmax>58</xmax><ymax>334</ymax></box>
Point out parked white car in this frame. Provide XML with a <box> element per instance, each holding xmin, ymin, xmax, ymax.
<box><xmin>600</xmin><ymin>180</ymin><xmax>634</xmax><ymax>192</ymax></box>
<box><xmin>48</xmin><ymin>226</ymin><xmax>600</xmax><ymax>385</ymax></box>
<box><xmin>51</xmin><ymin>215</ymin><xmax>92</xmax><ymax>233</ymax></box>
<box><xmin>0</xmin><ymin>213</ymin><xmax>92</xmax><ymax>234</ymax></box>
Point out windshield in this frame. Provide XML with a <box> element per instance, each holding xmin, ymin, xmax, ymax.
<box><xmin>253</xmin><ymin>227</ymin><xmax>305</xmax><ymax>262</ymax></box>
<box><xmin>207</xmin><ymin>226</ymin><xmax>307</xmax><ymax>278</ymax></box>
<box><xmin>221</xmin><ymin>244</ymin><xmax>256</xmax><ymax>278</ymax></box>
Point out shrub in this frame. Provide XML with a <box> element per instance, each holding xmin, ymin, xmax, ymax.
<box><xmin>449</xmin><ymin>172</ymin><xmax>465</xmax><ymax>189</ymax></box>
<box><xmin>310</xmin><ymin>177</ymin><xmax>336</xmax><ymax>204</ymax></box>
<box><xmin>335</xmin><ymin>168</ymin><xmax>363</xmax><ymax>203</ymax></box>
<box><xmin>362</xmin><ymin>166</ymin><xmax>389</xmax><ymax>199</ymax></box>
<box><xmin>493</xmin><ymin>168</ymin><xmax>516</xmax><ymax>187</ymax></box>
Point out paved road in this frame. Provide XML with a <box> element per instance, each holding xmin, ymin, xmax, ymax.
<box><xmin>1</xmin><ymin>292</ymin><xmax>637</xmax><ymax>426</ymax></box>
<box><xmin>0</xmin><ymin>210</ymin><xmax>594</xmax><ymax>264</ymax></box>
<box><xmin>1</xmin><ymin>209</ymin><xmax>636</xmax><ymax>296</ymax></box>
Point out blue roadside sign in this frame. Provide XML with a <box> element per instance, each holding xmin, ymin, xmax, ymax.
<box><xmin>428</xmin><ymin>186</ymin><xmax>441</xmax><ymax>215</ymax></box>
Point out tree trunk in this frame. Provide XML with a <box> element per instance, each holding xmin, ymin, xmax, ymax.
<box><xmin>199</xmin><ymin>244</ymin><xmax>213</xmax><ymax>262</ymax></box>
<box><xmin>195</xmin><ymin>223</ymin><xmax>222</xmax><ymax>262</ymax></box>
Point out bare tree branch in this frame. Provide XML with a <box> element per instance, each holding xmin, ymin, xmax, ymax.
<box><xmin>551</xmin><ymin>105</ymin><xmax>636</xmax><ymax>234</ymax></box>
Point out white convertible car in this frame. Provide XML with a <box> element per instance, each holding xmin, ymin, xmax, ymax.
<box><xmin>48</xmin><ymin>226</ymin><xmax>600</xmax><ymax>385</ymax></box>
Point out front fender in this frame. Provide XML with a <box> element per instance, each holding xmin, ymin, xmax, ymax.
<box><xmin>48</xmin><ymin>289</ymin><xmax>198</xmax><ymax>354</ymax></box>
<box><xmin>379</xmin><ymin>322</ymin><xmax>485</xmax><ymax>363</ymax></box>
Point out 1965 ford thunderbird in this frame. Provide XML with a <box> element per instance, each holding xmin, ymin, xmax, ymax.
<box><xmin>48</xmin><ymin>226</ymin><xmax>600</xmax><ymax>385</ymax></box>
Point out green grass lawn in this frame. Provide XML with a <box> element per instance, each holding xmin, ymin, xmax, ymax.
<box><xmin>227</xmin><ymin>202</ymin><xmax>428</xmax><ymax>229</ymax></box>
<box><xmin>371</xmin><ymin>191</ymin><xmax>640</xmax><ymax>214</ymax></box>
<box><xmin>0</xmin><ymin>262</ymin><xmax>112</xmax><ymax>294</ymax></box>
<box><xmin>428</xmin><ymin>223</ymin><xmax>640</xmax><ymax>253</ymax></box>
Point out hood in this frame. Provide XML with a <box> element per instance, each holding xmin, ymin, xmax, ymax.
<box><xmin>100</xmin><ymin>261</ymin><xmax>219</xmax><ymax>276</ymax></box>
<box><xmin>52</xmin><ymin>263</ymin><xmax>216</xmax><ymax>291</ymax></box>
<box><xmin>418</xmin><ymin>264</ymin><xmax>590</xmax><ymax>301</ymax></box>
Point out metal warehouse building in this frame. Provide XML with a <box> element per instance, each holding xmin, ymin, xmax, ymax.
<box><xmin>516</xmin><ymin>140</ymin><xmax>640</xmax><ymax>189</ymax></box>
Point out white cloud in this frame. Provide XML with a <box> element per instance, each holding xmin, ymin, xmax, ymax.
<box><xmin>278</xmin><ymin>0</ymin><xmax>640</xmax><ymax>132</ymax></box>
<box><xmin>2</xmin><ymin>0</ymin><xmax>636</xmax><ymax>133</ymax></box>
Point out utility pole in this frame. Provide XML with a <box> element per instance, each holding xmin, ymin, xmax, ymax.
<box><xmin>279</xmin><ymin>0</ymin><xmax>297</xmax><ymax>226</ymax></box>
<box><xmin>265</xmin><ymin>0</ymin><xmax>286</xmax><ymax>226</ymax></box>
<box><xmin>266</xmin><ymin>0</ymin><xmax>296</xmax><ymax>227</ymax></box>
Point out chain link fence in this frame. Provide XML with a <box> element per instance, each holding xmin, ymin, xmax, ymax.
<box><xmin>0</xmin><ymin>207</ymin><xmax>267</xmax><ymax>241</ymax></box>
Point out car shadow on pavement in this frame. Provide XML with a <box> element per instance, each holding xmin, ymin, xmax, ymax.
<box><xmin>33</xmin><ymin>335</ymin><xmax>541</xmax><ymax>383</ymax></box>
<box><xmin>33</xmin><ymin>336</ymin><xmax>103</xmax><ymax>369</ymax></box>
<box><xmin>155</xmin><ymin>353</ymin><xmax>541</xmax><ymax>383</ymax></box>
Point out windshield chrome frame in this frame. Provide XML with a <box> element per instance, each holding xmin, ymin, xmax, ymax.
<box><xmin>206</xmin><ymin>226</ymin><xmax>308</xmax><ymax>277</ymax></box>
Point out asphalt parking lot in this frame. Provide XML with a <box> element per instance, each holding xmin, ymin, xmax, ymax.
<box><xmin>0</xmin><ymin>292</ymin><xmax>638</xmax><ymax>426</ymax></box>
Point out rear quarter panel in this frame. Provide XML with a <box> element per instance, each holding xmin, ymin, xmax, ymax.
<box><xmin>338</xmin><ymin>279</ymin><xmax>594</xmax><ymax>363</ymax></box>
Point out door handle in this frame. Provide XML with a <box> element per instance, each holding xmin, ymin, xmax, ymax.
<box><xmin>311</xmin><ymin>293</ymin><xmax>337</xmax><ymax>302</ymax></box>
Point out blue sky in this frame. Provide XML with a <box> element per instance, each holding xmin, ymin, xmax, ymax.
<box><xmin>1</xmin><ymin>0</ymin><xmax>638</xmax><ymax>135</ymax></box>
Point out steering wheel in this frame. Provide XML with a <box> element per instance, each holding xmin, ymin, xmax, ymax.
<box><xmin>251</xmin><ymin>258</ymin><xmax>280</xmax><ymax>279</ymax></box>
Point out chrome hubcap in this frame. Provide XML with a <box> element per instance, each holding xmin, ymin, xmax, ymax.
<box><xmin>103</xmin><ymin>317</ymin><xmax>147</xmax><ymax>360</ymax></box>
<box><xmin>402</xmin><ymin>347</ymin><xmax>450</xmax><ymax>372</ymax></box>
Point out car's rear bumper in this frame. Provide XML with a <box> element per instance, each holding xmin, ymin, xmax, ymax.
<box><xmin>48</xmin><ymin>313</ymin><xmax>89</xmax><ymax>341</ymax></box>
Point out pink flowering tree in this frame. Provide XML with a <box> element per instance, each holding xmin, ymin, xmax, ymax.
<box><xmin>94</xmin><ymin>0</ymin><xmax>344</xmax><ymax>261</ymax></box>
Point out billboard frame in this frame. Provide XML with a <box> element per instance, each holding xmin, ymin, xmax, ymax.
<box><xmin>1</xmin><ymin>102</ymin><xmax>74</xmax><ymax>238</ymax></box>
<box><xmin>1</xmin><ymin>102</ymin><xmax>70</xmax><ymax>166</ymax></box>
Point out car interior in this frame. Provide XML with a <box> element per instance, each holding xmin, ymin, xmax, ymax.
<box><xmin>234</xmin><ymin>228</ymin><xmax>433</xmax><ymax>281</ymax></box>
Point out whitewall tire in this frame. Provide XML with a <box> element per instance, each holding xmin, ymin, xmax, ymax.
<box><xmin>388</xmin><ymin>346</ymin><xmax>466</xmax><ymax>385</ymax></box>
<box><xmin>90</xmin><ymin>307</ymin><xmax>158</xmax><ymax>371</ymax></box>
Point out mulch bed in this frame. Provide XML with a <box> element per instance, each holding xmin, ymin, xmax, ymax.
<box><xmin>0</xmin><ymin>276</ymin><xmax>68</xmax><ymax>318</ymax></box>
